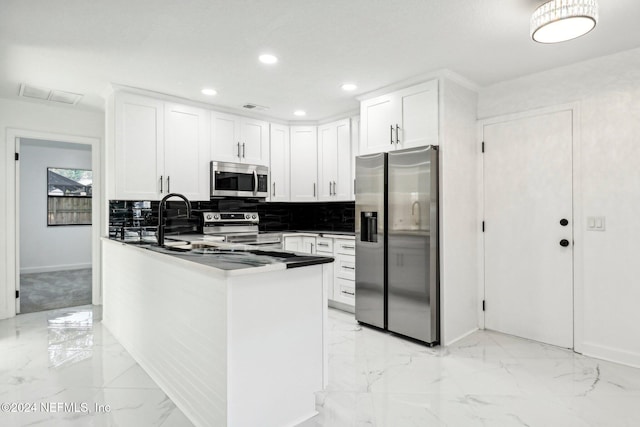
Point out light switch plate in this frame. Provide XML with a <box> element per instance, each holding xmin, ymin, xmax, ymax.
<box><xmin>587</xmin><ymin>216</ymin><xmax>605</xmax><ymax>231</ymax></box>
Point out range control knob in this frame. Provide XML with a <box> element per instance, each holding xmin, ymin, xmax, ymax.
<box><xmin>205</xmin><ymin>214</ymin><xmax>213</xmax><ymax>220</ymax></box>
<box><xmin>245</xmin><ymin>214</ymin><xmax>250</xmax><ymax>219</ymax></box>
<box><xmin>252</xmin><ymin>214</ymin><xmax>257</xmax><ymax>219</ymax></box>
<box><xmin>213</xmin><ymin>214</ymin><xmax>219</xmax><ymax>220</ymax></box>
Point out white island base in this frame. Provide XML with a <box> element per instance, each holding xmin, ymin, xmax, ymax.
<box><xmin>102</xmin><ymin>239</ymin><xmax>328</xmax><ymax>427</ymax></box>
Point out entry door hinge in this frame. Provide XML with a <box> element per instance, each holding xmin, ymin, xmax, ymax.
<box><xmin>15</xmin><ymin>152</ymin><xmax>19</xmax><ymax>161</ymax></box>
<box><xmin>482</xmin><ymin>300</ymin><xmax>485</xmax><ymax>311</ymax></box>
<box><xmin>482</xmin><ymin>221</ymin><xmax>485</xmax><ymax>232</ymax></box>
<box><xmin>481</xmin><ymin>141</ymin><xmax>485</xmax><ymax>153</ymax></box>
<box><xmin>15</xmin><ymin>290</ymin><xmax>20</xmax><ymax>299</ymax></box>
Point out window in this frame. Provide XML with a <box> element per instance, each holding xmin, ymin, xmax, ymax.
<box><xmin>47</xmin><ymin>168</ymin><xmax>92</xmax><ymax>226</ymax></box>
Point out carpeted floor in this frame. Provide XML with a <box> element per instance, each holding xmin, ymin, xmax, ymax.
<box><xmin>19</xmin><ymin>268</ymin><xmax>92</xmax><ymax>314</ymax></box>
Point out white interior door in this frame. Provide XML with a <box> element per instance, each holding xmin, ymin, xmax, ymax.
<box><xmin>483</xmin><ymin>110</ymin><xmax>573</xmax><ymax>348</ymax></box>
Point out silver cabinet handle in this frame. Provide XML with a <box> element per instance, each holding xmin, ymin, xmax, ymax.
<box><xmin>167</xmin><ymin>176</ymin><xmax>170</xmax><ymax>193</ymax></box>
<box><xmin>342</xmin><ymin>290</ymin><xmax>355</xmax><ymax>296</ymax></box>
<box><xmin>159</xmin><ymin>176</ymin><xmax>163</xmax><ymax>193</ymax></box>
<box><xmin>310</xmin><ymin>243</ymin><xmax>314</xmax><ymax>253</ymax></box>
<box><xmin>253</xmin><ymin>170</ymin><xmax>258</xmax><ymax>194</ymax></box>
<box><xmin>342</xmin><ymin>245</ymin><xmax>355</xmax><ymax>249</ymax></box>
<box><xmin>395</xmin><ymin>124</ymin><xmax>400</xmax><ymax>144</ymax></box>
<box><xmin>237</xmin><ymin>142</ymin><xmax>241</xmax><ymax>158</ymax></box>
<box><xmin>272</xmin><ymin>182</ymin><xmax>276</xmax><ymax>196</ymax></box>
<box><xmin>242</xmin><ymin>142</ymin><xmax>246</xmax><ymax>158</ymax></box>
<box><xmin>313</xmin><ymin>183</ymin><xmax>316</xmax><ymax>197</ymax></box>
<box><xmin>390</xmin><ymin>125</ymin><xmax>394</xmax><ymax>145</ymax></box>
<box><xmin>333</xmin><ymin>181</ymin><xmax>336</xmax><ymax>196</ymax></box>
<box><xmin>343</xmin><ymin>266</ymin><xmax>355</xmax><ymax>270</ymax></box>
<box><xmin>329</xmin><ymin>181</ymin><xmax>332</xmax><ymax>196</ymax></box>
<box><xmin>317</xmin><ymin>243</ymin><xmax>329</xmax><ymax>247</ymax></box>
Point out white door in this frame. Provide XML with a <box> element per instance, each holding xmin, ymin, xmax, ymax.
<box><xmin>211</xmin><ymin>112</ymin><xmax>241</xmax><ymax>163</ymax></box>
<box><xmin>360</xmin><ymin>93</ymin><xmax>397</xmax><ymax>155</ymax></box>
<box><xmin>269</xmin><ymin>124</ymin><xmax>290</xmax><ymax>201</ymax></box>
<box><xmin>240</xmin><ymin>118</ymin><xmax>268</xmax><ymax>165</ymax></box>
<box><xmin>164</xmin><ymin>103</ymin><xmax>210</xmax><ymax>200</ymax></box>
<box><xmin>335</xmin><ymin>119</ymin><xmax>352</xmax><ymax>200</ymax></box>
<box><xmin>290</xmin><ymin>126</ymin><xmax>318</xmax><ymax>201</ymax></box>
<box><xmin>318</xmin><ymin>124</ymin><xmax>337</xmax><ymax>200</ymax></box>
<box><xmin>483</xmin><ymin>109</ymin><xmax>573</xmax><ymax>348</ymax></box>
<box><xmin>397</xmin><ymin>80</ymin><xmax>438</xmax><ymax>149</ymax></box>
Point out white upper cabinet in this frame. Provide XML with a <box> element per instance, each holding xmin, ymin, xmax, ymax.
<box><xmin>318</xmin><ymin>119</ymin><xmax>351</xmax><ymax>201</ymax></box>
<box><xmin>109</xmin><ymin>92</ymin><xmax>211</xmax><ymax>201</ymax></box>
<box><xmin>350</xmin><ymin>116</ymin><xmax>360</xmax><ymax>200</ymax></box>
<box><xmin>211</xmin><ymin>112</ymin><xmax>268</xmax><ymax>165</ymax></box>
<box><xmin>290</xmin><ymin>126</ymin><xmax>318</xmax><ymax>202</ymax></box>
<box><xmin>164</xmin><ymin>103</ymin><xmax>210</xmax><ymax>200</ymax></box>
<box><xmin>269</xmin><ymin>123</ymin><xmax>290</xmax><ymax>201</ymax></box>
<box><xmin>113</xmin><ymin>93</ymin><xmax>164</xmax><ymax>200</ymax></box>
<box><xmin>360</xmin><ymin>80</ymin><xmax>438</xmax><ymax>155</ymax></box>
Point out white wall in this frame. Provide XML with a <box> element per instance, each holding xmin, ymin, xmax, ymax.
<box><xmin>440</xmin><ymin>78</ymin><xmax>479</xmax><ymax>345</ymax></box>
<box><xmin>0</xmin><ymin>97</ymin><xmax>104</xmax><ymax>320</ymax></box>
<box><xmin>478</xmin><ymin>47</ymin><xmax>640</xmax><ymax>367</ymax></box>
<box><xmin>20</xmin><ymin>139</ymin><xmax>92</xmax><ymax>273</ymax></box>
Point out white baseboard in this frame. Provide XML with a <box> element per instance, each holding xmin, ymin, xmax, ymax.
<box><xmin>20</xmin><ymin>263</ymin><xmax>92</xmax><ymax>275</ymax></box>
<box><xmin>581</xmin><ymin>341</ymin><xmax>640</xmax><ymax>369</ymax></box>
<box><xmin>444</xmin><ymin>327</ymin><xmax>479</xmax><ymax>346</ymax></box>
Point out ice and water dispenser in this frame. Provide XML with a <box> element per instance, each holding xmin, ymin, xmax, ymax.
<box><xmin>360</xmin><ymin>211</ymin><xmax>378</xmax><ymax>242</ymax></box>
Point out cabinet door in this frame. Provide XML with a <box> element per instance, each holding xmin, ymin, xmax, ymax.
<box><xmin>317</xmin><ymin>123</ymin><xmax>337</xmax><ymax>200</ymax></box>
<box><xmin>359</xmin><ymin>93</ymin><xmax>398</xmax><ymax>155</ymax></box>
<box><xmin>350</xmin><ymin>116</ymin><xmax>360</xmax><ymax>200</ymax></box>
<box><xmin>114</xmin><ymin>93</ymin><xmax>164</xmax><ymax>200</ymax></box>
<box><xmin>284</xmin><ymin>236</ymin><xmax>302</xmax><ymax>252</ymax></box>
<box><xmin>211</xmin><ymin>112</ymin><xmax>241</xmax><ymax>163</ymax></box>
<box><xmin>396</xmin><ymin>80</ymin><xmax>438</xmax><ymax>149</ymax></box>
<box><xmin>334</xmin><ymin>119</ymin><xmax>352</xmax><ymax>200</ymax></box>
<box><xmin>290</xmin><ymin>126</ymin><xmax>318</xmax><ymax>202</ymax></box>
<box><xmin>302</xmin><ymin>236</ymin><xmax>317</xmax><ymax>254</ymax></box>
<box><xmin>269</xmin><ymin>123</ymin><xmax>290</xmax><ymax>201</ymax></box>
<box><xmin>164</xmin><ymin>103</ymin><xmax>210</xmax><ymax>200</ymax></box>
<box><xmin>240</xmin><ymin>118</ymin><xmax>269</xmax><ymax>165</ymax></box>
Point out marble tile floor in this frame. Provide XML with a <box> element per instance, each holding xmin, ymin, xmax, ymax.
<box><xmin>0</xmin><ymin>305</ymin><xmax>193</xmax><ymax>427</ymax></box>
<box><xmin>2</xmin><ymin>306</ymin><xmax>640</xmax><ymax>427</ymax></box>
<box><xmin>299</xmin><ymin>309</ymin><xmax>640</xmax><ymax>427</ymax></box>
<box><xmin>19</xmin><ymin>269</ymin><xmax>92</xmax><ymax>314</ymax></box>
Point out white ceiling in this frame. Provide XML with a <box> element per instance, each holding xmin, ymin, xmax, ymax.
<box><xmin>2</xmin><ymin>0</ymin><xmax>640</xmax><ymax>121</ymax></box>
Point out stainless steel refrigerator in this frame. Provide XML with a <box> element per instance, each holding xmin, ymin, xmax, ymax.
<box><xmin>355</xmin><ymin>145</ymin><xmax>439</xmax><ymax>345</ymax></box>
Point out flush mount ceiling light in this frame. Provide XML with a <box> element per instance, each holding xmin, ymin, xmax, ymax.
<box><xmin>293</xmin><ymin>110</ymin><xmax>306</xmax><ymax>117</ymax></box>
<box><xmin>531</xmin><ymin>0</ymin><xmax>598</xmax><ymax>43</ymax></box>
<box><xmin>201</xmin><ymin>88</ymin><xmax>217</xmax><ymax>96</ymax></box>
<box><xmin>341</xmin><ymin>83</ymin><xmax>358</xmax><ymax>91</ymax></box>
<box><xmin>259</xmin><ymin>54</ymin><xmax>278</xmax><ymax>64</ymax></box>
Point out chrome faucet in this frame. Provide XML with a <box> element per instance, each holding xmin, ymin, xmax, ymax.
<box><xmin>157</xmin><ymin>193</ymin><xmax>192</xmax><ymax>246</ymax></box>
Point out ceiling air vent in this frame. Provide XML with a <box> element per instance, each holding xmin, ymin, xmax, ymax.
<box><xmin>242</xmin><ymin>103</ymin><xmax>269</xmax><ymax>111</ymax></box>
<box><xmin>19</xmin><ymin>83</ymin><xmax>83</xmax><ymax>105</ymax></box>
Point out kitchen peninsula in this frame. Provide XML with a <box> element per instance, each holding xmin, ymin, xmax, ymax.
<box><xmin>101</xmin><ymin>238</ymin><xmax>333</xmax><ymax>427</ymax></box>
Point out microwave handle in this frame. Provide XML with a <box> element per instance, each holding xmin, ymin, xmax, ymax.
<box><xmin>253</xmin><ymin>170</ymin><xmax>258</xmax><ymax>194</ymax></box>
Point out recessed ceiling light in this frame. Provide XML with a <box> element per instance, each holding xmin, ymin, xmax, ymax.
<box><xmin>259</xmin><ymin>54</ymin><xmax>278</xmax><ymax>65</ymax></box>
<box><xmin>201</xmin><ymin>88</ymin><xmax>217</xmax><ymax>96</ymax></box>
<box><xmin>293</xmin><ymin>110</ymin><xmax>306</xmax><ymax>117</ymax></box>
<box><xmin>341</xmin><ymin>83</ymin><xmax>357</xmax><ymax>91</ymax></box>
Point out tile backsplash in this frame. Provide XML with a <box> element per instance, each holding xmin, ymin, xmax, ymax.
<box><xmin>109</xmin><ymin>199</ymin><xmax>355</xmax><ymax>236</ymax></box>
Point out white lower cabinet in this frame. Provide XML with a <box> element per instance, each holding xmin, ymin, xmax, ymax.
<box><xmin>283</xmin><ymin>235</ymin><xmax>317</xmax><ymax>254</ymax></box>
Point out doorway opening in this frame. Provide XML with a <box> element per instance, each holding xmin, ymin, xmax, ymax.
<box><xmin>17</xmin><ymin>138</ymin><xmax>93</xmax><ymax>314</ymax></box>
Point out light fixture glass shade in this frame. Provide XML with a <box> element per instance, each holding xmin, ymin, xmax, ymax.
<box><xmin>531</xmin><ymin>0</ymin><xmax>598</xmax><ymax>43</ymax></box>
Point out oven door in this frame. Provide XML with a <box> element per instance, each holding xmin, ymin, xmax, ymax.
<box><xmin>210</xmin><ymin>161</ymin><xmax>269</xmax><ymax>198</ymax></box>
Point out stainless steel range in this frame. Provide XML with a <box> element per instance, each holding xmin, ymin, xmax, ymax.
<box><xmin>200</xmin><ymin>212</ymin><xmax>282</xmax><ymax>248</ymax></box>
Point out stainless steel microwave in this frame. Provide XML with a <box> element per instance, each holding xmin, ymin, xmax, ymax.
<box><xmin>210</xmin><ymin>161</ymin><xmax>269</xmax><ymax>198</ymax></box>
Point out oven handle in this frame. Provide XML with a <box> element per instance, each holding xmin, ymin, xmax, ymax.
<box><xmin>253</xmin><ymin>170</ymin><xmax>258</xmax><ymax>194</ymax></box>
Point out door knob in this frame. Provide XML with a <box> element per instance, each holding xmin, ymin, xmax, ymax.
<box><xmin>559</xmin><ymin>239</ymin><xmax>570</xmax><ymax>247</ymax></box>
<box><xmin>560</xmin><ymin>218</ymin><xmax>569</xmax><ymax>226</ymax></box>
